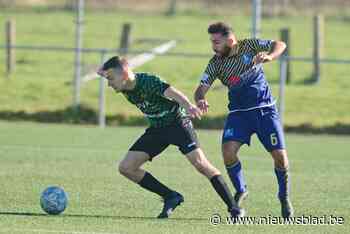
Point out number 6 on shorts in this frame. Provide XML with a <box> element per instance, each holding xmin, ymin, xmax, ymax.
<box><xmin>270</xmin><ymin>133</ymin><xmax>278</xmax><ymax>146</ymax></box>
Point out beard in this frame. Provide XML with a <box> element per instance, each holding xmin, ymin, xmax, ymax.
<box><xmin>215</xmin><ymin>45</ymin><xmax>232</xmax><ymax>57</ymax></box>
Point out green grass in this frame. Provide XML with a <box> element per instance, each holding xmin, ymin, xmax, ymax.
<box><xmin>0</xmin><ymin>9</ymin><xmax>349</xmax><ymax>130</ymax></box>
<box><xmin>0</xmin><ymin>121</ymin><xmax>349</xmax><ymax>233</ymax></box>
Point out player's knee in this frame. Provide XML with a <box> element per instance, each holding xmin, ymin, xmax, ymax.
<box><xmin>272</xmin><ymin>150</ymin><xmax>289</xmax><ymax>169</ymax></box>
<box><xmin>222</xmin><ymin>144</ymin><xmax>239</xmax><ymax>165</ymax></box>
<box><xmin>118</xmin><ymin>161</ymin><xmax>134</xmax><ymax>177</ymax></box>
<box><xmin>118</xmin><ymin>162</ymin><xmax>128</xmax><ymax>176</ymax></box>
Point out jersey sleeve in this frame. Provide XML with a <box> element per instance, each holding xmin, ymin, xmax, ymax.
<box><xmin>200</xmin><ymin>56</ymin><xmax>218</xmax><ymax>87</ymax></box>
<box><xmin>143</xmin><ymin>75</ymin><xmax>170</xmax><ymax>96</ymax></box>
<box><xmin>245</xmin><ymin>38</ymin><xmax>274</xmax><ymax>53</ymax></box>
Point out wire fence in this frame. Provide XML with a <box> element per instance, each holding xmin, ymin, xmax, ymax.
<box><xmin>2</xmin><ymin>42</ymin><xmax>349</xmax><ymax>128</ymax></box>
<box><xmin>1</xmin><ymin>2</ymin><xmax>349</xmax><ymax>128</ymax></box>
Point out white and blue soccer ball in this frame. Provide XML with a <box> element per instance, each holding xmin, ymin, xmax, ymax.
<box><xmin>40</xmin><ymin>186</ymin><xmax>68</xmax><ymax>215</ymax></box>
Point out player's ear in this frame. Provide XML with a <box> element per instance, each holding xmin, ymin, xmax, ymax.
<box><xmin>227</xmin><ymin>33</ymin><xmax>236</xmax><ymax>46</ymax></box>
<box><xmin>119</xmin><ymin>58</ymin><xmax>129</xmax><ymax>80</ymax></box>
<box><xmin>227</xmin><ymin>37</ymin><xmax>234</xmax><ymax>46</ymax></box>
<box><xmin>120</xmin><ymin>58</ymin><xmax>129</xmax><ymax>68</ymax></box>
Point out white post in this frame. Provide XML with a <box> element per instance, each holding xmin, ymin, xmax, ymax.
<box><xmin>252</xmin><ymin>0</ymin><xmax>261</xmax><ymax>38</ymax></box>
<box><xmin>278</xmin><ymin>56</ymin><xmax>287</xmax><ymax>128</ymax></box>
<box><xmin>98</xmin><ymin>52</ymin><xmax>107</xmax><ymax>128</ymax></box>
<box><xmin>73</xmin><ymin>0</ymin><xmax>84</xmax><ymax>108</ymax></box>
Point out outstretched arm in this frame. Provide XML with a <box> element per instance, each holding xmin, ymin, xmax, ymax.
<box><xmin>164</xmin><ymin>86</ymin><xmax>202</xmax><ymax>119</ymax></box>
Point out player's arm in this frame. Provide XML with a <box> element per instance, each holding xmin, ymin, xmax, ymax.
<box><xmin>194</xmin><ymin>60</ymin><xmax>217</xmax><ymax>114</ymax></box>
<box><xmin>194</xmin><ymin>84</ymin><xmax>210</xmax><ymax>114</ymax></box>
<box><xmin>164</xmin><ymin>86</ymin><xmax>202</xmax><ymax>120</ymax></box>
<box><xmin>249</xmin><ymin>39</ymin><xmax>286</xmax><ymax>64</ymax></box>
<box><xmin>267</xmin><ymin>40</ymin><xmax>286</xmax><ymax>60</ymax></box>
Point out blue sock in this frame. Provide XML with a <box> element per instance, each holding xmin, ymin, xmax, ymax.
<box><xmin>274</xmin><ymin>167</ymin><xmax>290</xmax><ymax>200</ymax></box>
<box><xmin>226</xmin><ymin>161</ymin><xmax>247</xmax><ymax>193</ymax></box>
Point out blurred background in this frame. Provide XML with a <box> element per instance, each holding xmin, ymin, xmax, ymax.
<box><xmin>0</xmin><ymin>0</ymin><xmax>349</xmax><ymax>133</ymax></box>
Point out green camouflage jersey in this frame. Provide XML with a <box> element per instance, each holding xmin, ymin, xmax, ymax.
<box><xmin>122</xmin><ymin>73</ymin><xmax>187</xmax><ymax>128</ymax></box>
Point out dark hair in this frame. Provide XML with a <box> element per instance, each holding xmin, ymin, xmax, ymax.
<box><xmin>208</xmin><ymin>22</ymin><xmax>233</xmax><ymax>36</ymax></box>
<box><xmin>101</xmin><ymin>56</ymin><xmax>123</xmax><ymax>71</ymax></box>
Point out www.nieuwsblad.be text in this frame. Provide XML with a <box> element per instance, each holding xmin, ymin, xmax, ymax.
<box><xmin>209</xmin><ymin>214</ymin><xmax>345</xmax><ymax>226</ymax></box>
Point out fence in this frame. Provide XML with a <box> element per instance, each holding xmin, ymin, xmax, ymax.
<box><xmin>1</xmin><ymin>5</ymin><xmax>350</xmax><ymax>128</ymax></box>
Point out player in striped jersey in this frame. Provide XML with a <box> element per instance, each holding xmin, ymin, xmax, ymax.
<box><xmin>97</xmin><ymin>56</ymin><xmax>243</xmax><ymax>219</ymax></box>
<box><xmin>194</xmin><ymin>22</ymin><xmax>294</xmax><ymax>218</ymax></box>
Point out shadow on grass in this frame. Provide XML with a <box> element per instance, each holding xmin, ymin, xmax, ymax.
<box><xmin>0</xmin><ymin>104</ymin><xmax>350</xmax><ymax>135</ymax></box>
<box><xmin>0</xmin><ymin>211</ymin><xmax>206</xmax><ymax>221</ymax></box>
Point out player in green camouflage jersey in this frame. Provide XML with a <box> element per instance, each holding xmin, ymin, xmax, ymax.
<box><xmin>97</xmin><ymin>56</ymin><xmax>243</xmax><ymax>219</ymax></box>
<box><xmin>122</xmin><ymin>72</ymin><xmax>187</xmax><ymax>128</ymax></box>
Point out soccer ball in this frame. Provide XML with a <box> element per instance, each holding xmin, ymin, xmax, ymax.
<box><xmin>40</xmin><ymin>186</ymin><xmax>68</xmax><ymax>215</ymax></box>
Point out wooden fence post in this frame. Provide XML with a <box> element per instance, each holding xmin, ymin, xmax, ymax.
<box><xmin>119</xmin><ymin>23</ymin><xmax>132</xmax><ymax>55</ymax></box>
<box><xmin>312</xmin><ymin>14</ymin><xmax>324</xmax><ymax>84</ymax></box>
<box><xmin>280</xmin><ymin>28</ymin><xmax>291</xmax><ymax>84</ymax></box>
<box><xmin>166</xmin><ymin>0</ymin><xmax>177</xmax><ymax>16</ymax></box>
<box><xmin>5</xmin><ymin>20</ymin><xmax>15</xmax><ymax>76</ymax></box>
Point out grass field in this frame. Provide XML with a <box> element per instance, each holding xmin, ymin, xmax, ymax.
<box><xmin>0</xmin><ymin>121</ymin><xmax>349</xmax><ymax>233</ymax></box>
<box><xmin>0</xmin><ymin>9</ymin><xmax>349</xmax><ymax>131</ymax></box>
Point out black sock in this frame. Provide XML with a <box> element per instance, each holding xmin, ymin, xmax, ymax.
<box><xmin>138</xmin><ymin>172</ymin><xmax>173</xmax><ymax>198</ymax></box>
<box><xmin>210</xmin><ymin>175</ymin><xmax>236</xmax><ymax>210</ymax></box>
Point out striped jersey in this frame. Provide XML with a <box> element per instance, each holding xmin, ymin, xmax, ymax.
<box><xmin>200</xmin><ymin>38</ymin><xmax>277</xmax><ymax>112</ymax></box>
<box><xmin>122</xmin><ymin>73</ymin><xmax>186</xmax><ymax>128</ymax></box>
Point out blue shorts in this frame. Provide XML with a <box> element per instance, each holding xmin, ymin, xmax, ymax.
<box><xmin>222</xmin><ymin>105</ymin><xmax>285</xmax><ymax>152</ymax></box>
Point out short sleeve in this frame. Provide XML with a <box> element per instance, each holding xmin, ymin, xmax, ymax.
<box><xmin>200</xmin><ymin>56</ymin><xmax>218</xmax><ymax>87</ymax></box>
<box><xmin>245</xmin><ymin>38</ymin><xmax>273</xmax><ymax>53</ymax></box>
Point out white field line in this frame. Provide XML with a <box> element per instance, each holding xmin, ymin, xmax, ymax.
<box><xmin>0</xmin><ymin>228</ymin><xmax>119</xmax><ymax>234</ymax></box>
<box><xmin>82</xmin><ymin>40</ymin><xmax>177</xmax><ymax>83</ymax></box>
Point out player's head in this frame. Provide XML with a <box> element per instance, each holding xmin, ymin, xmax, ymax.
<box><xmin>97</xmin><ymin>56</ymin><xmax>133</xmax><ymax>92</ymax></box>
<box><xmin>208</xmin><ymin>22</ymin><xmax>236</xmax><ymax>57</ymax></box>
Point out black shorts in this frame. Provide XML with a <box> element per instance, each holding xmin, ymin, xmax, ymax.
<box><xmin>129</xmin><ymin>118</ymin><xmax>199</xmax><ymax>160</ymax></box>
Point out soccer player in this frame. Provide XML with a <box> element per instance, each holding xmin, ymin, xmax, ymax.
<box><xmin>194</xmin><ymin>22</ymin><xmax>294</xmax><ymax>218</ymax></box>
<box><xmin>97</xmin><ymin>56</ymin><xmax>243</xmax><ymax>219</ymax></box>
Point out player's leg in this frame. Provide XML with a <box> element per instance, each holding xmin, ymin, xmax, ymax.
<box><xmin>270</xmin><ymin>149</ymin><xmax>293</xmax><ymax>218</ymax></box>
<box><xmin>118</xmin><ymin>128</ymin><xmax>183</xmax><ymax>218</ymax></box>
<box><xmin>119</xmin><ymin>151</ymin><xmax>174</xmax><ymax>198</ymax></box>
<box><xmin>169</xmin><ymin>118</ymin><xmax>243</xmax><ymax>217</ymax></box>
<box><xmin>185</xmin><ymin>148</ymin><xmax>243</xmax><ymax>217</ymax></box>
<box><xmin>222</xmin><ymin>112</ymin><xmax>252</xmax><ymax>206</ymax></box>
<box><xmin>118</xmin><ymin>151</ymin><xmax>150</xmax><ymax>183</ymax></box>
<box><xmin>270</xmin><ymin>148</ymin><xmax>290</xmax><ymax>197</ymax></box>
<box><xmin>222</xmin><ymin>141</ymin><xmax>249</xmax><ymax>207</ymax></box>
<box><xmin>256</xmin><ymin>106</ymin><xmax>294</xmax><ymax>218</ymax></box>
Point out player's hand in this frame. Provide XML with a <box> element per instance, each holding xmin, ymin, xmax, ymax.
<box><xmin>253</xmin><ymin>52</ymin><xmax>273</xmax><ymax>64</ymax></box>
<box><xmin>186</xmin><ymin>104</ymin><xmax>202</xmax><ymax>120</ymax></box>
<box><xmin>196</xmin><ymin>99</ymin><xmax>209</xmax><ymax>114</ymax></box>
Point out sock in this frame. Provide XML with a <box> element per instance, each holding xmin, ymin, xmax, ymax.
<box><xmin>138</xmin><ymin>172</ymin><xmax>173</xmax><ymax>198</ymax></box>
<box><xmin>226</xmin><ymin>161</ymin><xmax>247</xmax><ymax>193</ymax></box>
<box><xmin>274</xmin><ymin>167</ymin><xmax>290</xmax><ymax>200</ymax></box>
<box><xmin>210</xmin><ymin>175</ymin><xmax>236</xmax><ymax>210</ymax></box>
